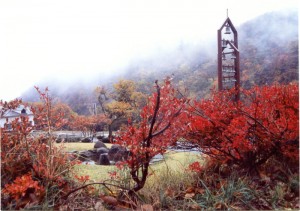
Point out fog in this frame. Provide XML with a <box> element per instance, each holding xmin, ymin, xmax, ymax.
<box><xmin>0</xmin><ymin>0</ymin><xmax>298</xmax><ymax>101</ymax></box>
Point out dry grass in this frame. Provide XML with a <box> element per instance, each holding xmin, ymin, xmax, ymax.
<box><xmin>62</xmin><ymin>144</ymin><xmax>299</xmax><ymax>210</ymax></box>
<box><xmin>73</xmin><ymin>164</ymin><xmax>117</xmax><ymax>182</ymax></box>
<box><xmin>153</xmin><ymin>151</ymin><xmax>203</xmax><ymax>170</ymax></box>
<box><xmin>139</xmin><ymin>153</ymin><xmax>201</xmax><ymax>209</ymax></box>
<box><xmin>58</xmin><ymin>142</ymin><xmax>203</xmax><ymax>183</ymax></box>
<box><xmin>58</xmin><ymin>143</ymin><xmax>200</xmax><ymax>184</ymax></box>
<box><xmin>73</xmin><ymin>151</ymin><xmax>202</xmax><ymax>182</ymax></box>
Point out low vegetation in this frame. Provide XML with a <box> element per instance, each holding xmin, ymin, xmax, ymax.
<box><xmin>1</xmin><ymin>81</ymin><xmax>298</xmax><ymax>210</ymax></box>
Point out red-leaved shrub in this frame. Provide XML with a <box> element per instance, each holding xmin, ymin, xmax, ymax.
<box><xmin>186</xmin><ymin>84</ymin><xmax>299</xmax><ymax>171</ymax></box>
<box><xmin>1</xmin><ymin>88</ymin><xmax>79</xmax><ymax>210</ymax></box>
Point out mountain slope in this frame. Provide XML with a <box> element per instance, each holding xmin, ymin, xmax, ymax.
<box><xmin>22</xmin><ymin>9</ymin><xmax>298</xmax><ymax>114</ymax></box>
<box><xmin>121</xmin><ymin>8</ymin><xmax>298</xmax><ymax>96</ymax></box>
<box><xmin>239</xmin><ymin>9</ymin><xmax>298</xmax><ymax>88</ymax></box>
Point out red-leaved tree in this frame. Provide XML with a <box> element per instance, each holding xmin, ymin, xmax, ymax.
<box><xmin>186</xmin><ymin>84</ymin><xmax>299</xmax><ymax>171</ymax></box>
<box><xmin>70</xmin><ymin>114</ymin><xmax>108</xmax><ymax>138</ymax></box>
<box><xmin>115</xmin><ymin>79</ymin><xmax>188</xmax><ymax>195</ymax></box>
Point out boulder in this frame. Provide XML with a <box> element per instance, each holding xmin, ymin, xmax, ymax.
<box><xmin>96</xmin><ymin>147</ymin><xmax>109</xmax><ymax>156</ymax></box>
<box><xmin>57</xmin><ymin>136</ymin><xmax>82</xmax><ymax>143</ymax></box>
<box><xmin>79</xmin><ymin>149</ymin><xmax>98</xmax><ymax>161</ymax></box>
<box><xmin>81</xmin><ymin>137</ymin><xmax>92</xmax><ymax>143</ymax></box>
<box><xmin>56</xmin><ymin>134</ymin><xmax>82</xmax><ymax>143</ymax></box>
<box><xmin>55</xmin><ymin>137</ymin><xmax>64</xmax><ymax>143</ymax></box>
<box><xmin>97</xmin><ymin>135</ymin><xmax>105</xmax><ymax>140</ymax></box>
<box><xmin>101</xmin><ymin>137</ymin><xmax>110</xmax><ymax>143</ymax></box>
<box><xmin>94</xmin><ymin>140</ymin><xmax>107</xmax><ymax>149</ymax></box>
<box><xmin>108</xmin><ymin>144</ymin><xmax>129</xmax><ymax>162</ymax></box>
<box><xmin>66</xmin><ymin>136</ymin><xmax>82</xmax><ymax>142</ymax></box>
<box><xmin>99</xmin><ymin>153</ymin><xmax>110</xmax><ymax>165</ymax></box>
<box><xmin>79</xmin><ymin>150</ymin><xmax>94</xmax><ymax>159</ymax></box>
<box><xmin>97</xmin><ymin>136</ymin><xmax>110</xmax><ymax>143</ymax></box>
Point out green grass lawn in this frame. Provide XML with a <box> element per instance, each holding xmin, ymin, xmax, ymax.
<box><xmin>62</xmin><ymin>142</ymin><xmax>205</xmax><ymax>208</ymax></box>
<box><xmin>73</xmin><ymin>163</ymin><xmax>117</xmax><ymax>182</ymax></box>
<box><xmin>58</xmin><ymin>143</ymin><xmax>203</xmax><ymax>183</ymax></box>
<box><xmin>153</xmin><ymin>151</ymin><xmax>203</xmax><ymax>170</ymax></box>
<box><xmin>76</xmin><ymin>151</ymin><xmax>202</xmax><ymax>182</ymax></box>
<box><xmin>56</xmin><ymin>142</ymin><xmax>116</xmax><ymax>181</ymax></box>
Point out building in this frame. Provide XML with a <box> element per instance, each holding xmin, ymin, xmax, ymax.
<box><xmin>217</xmin><ymin>15</ymin><xmax>240</xmax><ymax>101</ymax></box>
<box><xmin>0</xmin><ymin>105</ymin><xmax>34</xmax><ymax>129</ymax></box>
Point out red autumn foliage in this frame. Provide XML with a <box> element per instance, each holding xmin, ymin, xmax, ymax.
<box><xmin>70</xmin><ymin>114</ymin><xmax>108</xmax><ymax>138</ymax></box>
<box><xmin>115</xmin><ymin>79</ymin><xmax>188</xmax><ymax>194</ymax></box>
<box><xmin>32</xmin><ymin>101</ymin><xmax>76</xmax><ymax>130</ymax></box>
<box><xmin>1</xmin><ymin>87</ymin><xmax>80</xmax><ymax>210</ymax></box>
<box><xmin>3</xmin><ymin>173</ymin><xmax>45</xmax><ymax>201</ymax></box>
<box><xmin>32</xmin><ymin>87</ymin><xmax>71</xmax><ymax>131</ymax></box>
<box><xmin>186</xmin><ymin>84</ymin><xmax>299</xmax><ymax>170</ymax></box>
<box><xmin>188</xmin><ymin>161</ymin><xmax>203</xmax><ymax>173</ymax></box>
<box><xmin>74</xmin><ymin>175</ymin><xmax>90</xmax><ymax>183</ymax></box>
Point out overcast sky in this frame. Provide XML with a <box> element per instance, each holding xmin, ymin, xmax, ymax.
<box><xmin>0</xmin><ymin>0</ymin><xmax>298</xmax><ymax>101</ymax></box>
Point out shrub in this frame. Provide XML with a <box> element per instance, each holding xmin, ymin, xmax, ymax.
<box><xmin>186</xmin><ymin>84</ymin><xmax>299</xmax><ymax>171</ymax></box>
<box><xmin>115</xmin><ymin>79</ymin><xmax>188</xmax><ymax>196</ymax></box>
<box><xmin>1</xmin><ymin>88</ymin><xmax>79</xmax><ymax>210</ymax></box>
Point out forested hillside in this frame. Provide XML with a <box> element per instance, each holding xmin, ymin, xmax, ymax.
<box><xmin>123</xmin><ymin>9</ymin><xmax>298</xmax><ymax>95</ymax></box>
<box><xmin>239</xmin><ymin>9</ymin><xmax>298</xmax><ymax>88</ymax></box>
<box><xmin>22</xmin><ymin>9</ymin><xmax>298</xmax><ymax>115</ymax></box>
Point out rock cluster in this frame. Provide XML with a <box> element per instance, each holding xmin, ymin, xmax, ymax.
<box><xmin>55</xmin><ymin>135</ymin><xmax>93</xmax><ymax>143</ymax></box>
<box><xmin>55</xmin><ymin>135</ymin><xmax>82</xmax><ymax>143</ymax></box>
<box><xmin>77</xmin><ymin>141</ymin><xmax>130</xmax><ymax>165</ymax></box>
<box><xmin>96</xmin><ymin>135</ymin><xmax>110</xmax><ymax>143</ymax></box>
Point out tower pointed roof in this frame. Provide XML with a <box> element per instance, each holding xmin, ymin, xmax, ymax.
<box><xmin>218</xmin><ymin>17</ymin><xmax>237</xmax><ymax>34</ymax></box>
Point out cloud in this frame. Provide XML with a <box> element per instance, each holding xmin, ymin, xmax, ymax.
<box><xmin>0</xmin><ymin>0</ymin><xmax>298</xmax><ymax>100</ymax></box>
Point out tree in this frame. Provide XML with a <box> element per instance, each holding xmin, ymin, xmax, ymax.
<box><xmin>31</xmin><ymin>101</ymin><xmax>76</xmax><ymax>131</ymax></box>
<box><xmin>95</xmin><ymin>79</ymin><xmax>147</xmax><ymax>140</ymax></box>
<box><xmin>186</xmin><ymin>84</ymin><xmax>299</xmax><ymax>171</ymax></box>
<box><xmin>115</xmin><ymin>79</ymin><xmax>188</xmax><ymax>195</ymax></box>
<box><xmin>71</xmin><ymin>114</ymin><xmax>108</xmax><ymax>138</ymax></box>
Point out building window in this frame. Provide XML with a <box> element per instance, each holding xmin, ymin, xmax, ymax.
<box><xmin>4</xmin><ymin>123</ymin><xmax>12</xmax><ymax>130</ymax></box>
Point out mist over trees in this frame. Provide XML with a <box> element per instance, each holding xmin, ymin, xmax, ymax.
<box><xmin>21</xmin><ymin>9</ymin><xmax>298</xmax><ymax>115</ymax></box>
<box><xmin>2</xmin><ymin>7</ymin><xmax>299</xmax><ymax>210</ymax></box>
<box><xmin>239</xmin><ymin>9</ymin><xmax>298</xmax><ymax>88</ymax></box>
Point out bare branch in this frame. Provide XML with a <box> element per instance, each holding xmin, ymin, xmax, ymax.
<box><xmin>63</xmin><ymin>182</ymin><xmax>131</xmax><ymax>200</ymax></box>
<box><xmin>147</xmin><ymin>81</ymin><xmax>161</xmax><ymax>147</ymax></box>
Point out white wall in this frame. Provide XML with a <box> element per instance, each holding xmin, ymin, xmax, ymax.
<box><xmin>0</xmin><ymin>115</ymin><xmax>34</xmax><ymax>128</ymax></box>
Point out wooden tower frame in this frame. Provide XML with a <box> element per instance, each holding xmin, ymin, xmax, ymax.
<box><xmin>218</xmin><ymin>17</ymin><xmax>240</xmax><ymax>101</ymax></box>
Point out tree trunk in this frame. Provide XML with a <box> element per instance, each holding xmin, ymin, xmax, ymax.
<box><xmin>108</xmin><ymin>124</ymin><xmax>113</xmax><ymax>142</ymax></box>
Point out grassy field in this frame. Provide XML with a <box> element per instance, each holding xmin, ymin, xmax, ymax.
<box><xmin>80</xmin><ymin>152</ymin><xmax>201</xmax><ymax>182</ymax></box>
<box><xmin>55</xmin><ymin>142</ymin><xmax>116</xmax><ymax>181</ymax></box>
<box><xmin>73</xmin><ymin>164</ymin><xmax>117</xmax><ymax>181</ymax></box>
<box><xmin>57</xmin><ymin>143</ymin><xmax>203</xmax><ymax>182</ymax></box>
<box><xmin>153</xmin><ymin>151</ymin><xmax>202</xmax><ymax>170</ymax></box>
<box><xmin>56</xmin><ymin>143</ymin><xmax>300</xmax><ymax>210</ymax></box>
